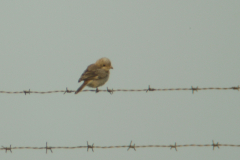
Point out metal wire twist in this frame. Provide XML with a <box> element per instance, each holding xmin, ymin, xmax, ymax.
<box><xmin>0</xmin><ymin>85</ymin><xmax>239</xmax><ymax>95</ymax></box>
<box><xmin>1</xmin><ymin>141</ymin><xmax>240</xmax><ymax>153</ymax></box>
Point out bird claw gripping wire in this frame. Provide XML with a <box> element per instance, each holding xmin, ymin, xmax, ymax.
<box><xmin>95</xmin><ymin>88</ymin><xmax>99</xmax><ymax>93</ymax></box>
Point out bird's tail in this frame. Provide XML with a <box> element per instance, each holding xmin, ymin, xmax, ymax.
<box><xmin>75</xmin><ymin>81</ymin><xmax>90</xmax><ymax>94</ymax></box>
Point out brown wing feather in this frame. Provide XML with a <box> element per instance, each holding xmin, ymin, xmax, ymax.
<box><xmin>75</xmin><ymin>80</ymin><xmax>91</xmax><ymax>94</ymax></box>
<box><xmin>78</xmin><ymin>64</ymin><xmax>99</xmax><ymax>82</ymax></box>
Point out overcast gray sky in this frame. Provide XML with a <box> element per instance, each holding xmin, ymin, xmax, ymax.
<box><xmin>0</xmin><ymin>1</ymin><xmax>240</xmax><ymax>160</ymax></box>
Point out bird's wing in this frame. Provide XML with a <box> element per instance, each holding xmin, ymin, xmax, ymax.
<box><xmin>78</xmin><ymin>64</ymin><xmax>108</xmax><ymax>82</ymax></box>
<box><xmin>75</xmin><ymin>80</ymin><xmax>91</xmax><ymax>94</ymax></box>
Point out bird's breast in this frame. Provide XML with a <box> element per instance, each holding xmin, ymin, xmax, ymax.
<box><xmin>87</xmin><ymin>75</ymin><xmax>109</xmax><ymax>88</ymax></box>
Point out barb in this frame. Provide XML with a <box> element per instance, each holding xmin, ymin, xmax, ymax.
<box><xmin>0</xmin><ymin>85</ymin><xmax>239</xmax><ymax>94</ymax></box>
<box><xmin>107</xmin><ymin>87</ymin><xmax>114</xmax><ymax>95</ymax></box>
<box><xmin>1</xmin><ymin>145</ymin><xmax>12</xmax><ymax>153</ymax></box>
<box><xmin>1</xmin><ymin>140</ymin><xmax>240</xmax><ymax>153</ymax></box>
<box><xmin>127</xmin><ymin>141</ymin><xmax>136</xmax><ymax>151</ymax></box>
<box><xmin>191</xmin><ymin>86</ymin><xmax>198</xmax><ymax>94</ymax></box>
<box><xmin>232</xmin><ymin>85</ymin><xmax>240</xmax><ymax>91</ymax></box>
<box><xmin>87</xmin><ymin>141</ymin><xmax>94</xmax><ymax>152</ymax></box>
<box><xmin>45</xmin><ymin>142</ymin><xmax>53</xmax><ymax>154</ymax></box>
<box><xmin>24</xmin><ymin>89</ymin><xmax>31</xmax><ymax>95</ymax></box>
<box><xmin>170</xmin><ymin>142</ymin><xmax>177</xmax><ymax>151</ymax></box>
<box><xmin>63</xmin><ymin>87</ymin><xmax>74</xmax><ymax>94</ymax></box>
<box><xmin>146</xmin><ymin>85</ymin><xmax>155</xmax><ymax>92</ymax></box>
<box><xmin>212</xmin><ymin>140</ymin><xmax>220</xmax><ymax>150</ymax></box>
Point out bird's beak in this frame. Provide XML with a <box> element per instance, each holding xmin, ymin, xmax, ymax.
<box><xmin>110</xmin><ymin>66</ymin><xmax>113</xmax><ymax>69</ymax></box>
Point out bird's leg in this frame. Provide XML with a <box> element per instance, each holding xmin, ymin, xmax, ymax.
<box><xmin>95</xmin><ymin>88</ymin><xmax>99</xmax><ymax>93</ymax></box>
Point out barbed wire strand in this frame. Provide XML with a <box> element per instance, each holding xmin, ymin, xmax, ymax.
<box><xmin>1</xmin><ymin>140</ymin><xmax>240</xmax><ymax>153</ymax></box>
<box><xmin>0</xmin><ymin>85</ymin><xmax>239</xmax><ymax>95</ymax></box>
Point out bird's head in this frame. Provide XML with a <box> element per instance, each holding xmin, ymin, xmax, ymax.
<box><xmin>95</xmin><ymin>57</ymin><xmax>113</xmax><ymax>71</ymax></box>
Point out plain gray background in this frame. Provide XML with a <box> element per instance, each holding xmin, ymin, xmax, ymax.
<box><xmin>0</xmin><ymin>1</ymin><xmax>240</xmax><ymax>160</ymax></box>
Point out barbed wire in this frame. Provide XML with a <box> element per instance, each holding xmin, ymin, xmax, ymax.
<box><xmin>0</xmin><ymin>85</ymin><xmax>239</xmax><ymax>95</ymax></box>
<box><xmin>1</xmin><ymin>140</ymin><xmax>240</xmax><ymax>153</ymax></box>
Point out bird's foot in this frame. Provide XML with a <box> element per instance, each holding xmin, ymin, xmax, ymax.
<box><xmin>95</xmin><ymin>88</ymin><xmax>99</xmax><ymax>93</ymax></box>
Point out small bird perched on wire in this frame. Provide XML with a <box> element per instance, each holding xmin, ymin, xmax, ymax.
<box><xmin>75</xmin><ymin>57</ymin><xmax>113</xmax><ymax>94</ymax></box>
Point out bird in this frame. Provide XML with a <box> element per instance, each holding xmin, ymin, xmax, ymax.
<box><xmin>75</xmin><ymin>57</ymin><xmax>113</xmax><ymax>94</ymax></box>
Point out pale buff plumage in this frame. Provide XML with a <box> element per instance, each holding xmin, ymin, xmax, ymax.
<box><xmin>75</xmin><ymin>57</ymin><xmax>113</xmax><ymax>94</ymax></box>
